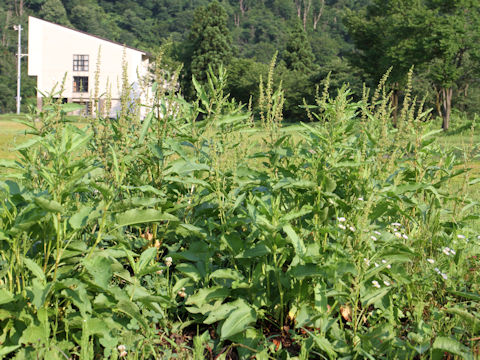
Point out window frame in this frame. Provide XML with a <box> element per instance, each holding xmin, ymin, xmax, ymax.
<box><xmin>73</xmin><ymin>54</ymin><xmax>89</xmax><ymax>72</ymax></box>
<box><xmin>73</xmin><ymin>76</ymin><xmax>89</xmax><ymax>93</ymax></box>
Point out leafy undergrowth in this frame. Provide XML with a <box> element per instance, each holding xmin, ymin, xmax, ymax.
<box><xmin>0</xmin><ymin>67</ymin><xmax>479</xmax><ymax>360</ymax></box>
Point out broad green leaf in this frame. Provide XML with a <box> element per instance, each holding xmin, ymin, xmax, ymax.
<box><xmin>309</xmin><ymin>332</ymin><xmax>337</xmax><ymax>360</ymax></box>
<box><xmin>443</xmin><ymin>307</ymin><xmax>480</xmax><ymax>332</ymax></box>
<box><xmin>60</xmin><ymin>280</ymin><xmax>92</xmax><ymax>316</ymax></box>
<box><xmin>165</xmin><ymin>159</ymin><xmax>210</xmax><ymax>176</ymax></box>
<box><xmin>137</xmin><ymin>247</ymin><xmax>157</xmax><ymax>275</ymax></box>
<box><xmin>280</xmin><ymin>206</ymin><xmax>312</xmax><ymax>223</ymax></box>
<box><xmin>139</xmin><ymin>111</ymin><xmax>154</xmax><ymax>142</ymax></box>
<box><xmin>115</xmin><ymin>208</ymin><xmax>178</xmax><ymax>227</ymax></box>
<box><xmin>116</xmin><ymin>300</ymin><xmax>149</xmax><ymax>331</ymax></box>
<box><xmin>283</xmin><ymin>225</ymin><xmax>306</xmax><ymax>259</ymax></box>
<box><xmin>60</xmin><ymin>102</ymin><xmax>85</xmax><ymax>113</ymax></box>
<box><xmin>83</xmin><ymin>256</ymin><xmax>113</xmax><ymax>289</ymax></box>
<box><xmin>176</xmin><ymin>263</ymin><xmax>203</xmax><ymax>282</ymax></box>
<box><xmin>447</xmin><ymin>289</ymin><xmax>480</xmax><ymax>302</ymax></box>
<box><xmin>216</xmin><ymin>114</ymin><xmax>250</xmax><ymax>127</ymax></box>
<box><xmin>0</xmin><ymin>288</ymin><xmax>14</xmax><ymax>305</ymax></box>
<box><xmin>86</xmin><ymin>317</ymin><xmax>111</xmax><ymax>336</ymax></box>
<box><xmin>0</xmin><ymin>345</ymin><xmax>20</xmax><ymax>357</ymax></box>
<box><xmin>273</xmin><ymin>178</ymin><xmax>316</xmax><ymax>190</ymax></box>
<box><xmin>210</xmin><ymin>269</ymin><xmax>244</xmax><ymax>282</ymax></box>
<box><xmin>30</xmin><ymin>278</ymin><xmax>54</xmax><ymax>308</ymax></box>
<box><xmin>421</xmin><ymin>129</ymin><xmax>443</xmax><ymax>140</ymax></box>
<box><xmin>34</xmin><ymin>197</ymin><xmax>64</xmax><ymax>213</ymax></box>
<box><xmin>122</xmin><ymin>185</ymin><xmax>164</xmax><ymax>196</ymax></box>
<box><xmin>469</xmin><ymin>178</ymin><xmax>480</xmax><ymax>185</ymax></box>
<box><xmin>235</xmin><ymin>243</ymin><xmax>270</xmax><ymax>258</ymax></box>
<box><xmin>432</xmin><ymin>336</ymin><xmax>473</xmax><ymax>360</ymax></box>
<box><xmin>177</xmin><ymin>223</ymin><xmax>207</xmax><ymax>238</ymax></box>
<box><xmin>0</xmin><ymin>159</ymin><xmax>21</xmax><ymax>169</ymax></box>
<box><xmin>203</xmin><ymin>302</ymin><xmax>238</xmax><ymax>324</ymax></box>
<box><xmin>227</xmin><ymin>192</ymin><xmax>246</xmax><ymax>215</ymax></box>
<box><xmin>69</xmin><ymin>206</ymin><xmax>93</xmax><ymax>229</ymax></box>
<box><xmin>185</xmin><ymin>287</ymin><xmax>230</xmax><ymax>307</ymax></box>
<box><xmin>20</xmin><ymin>322</ymin><xmax>48</xmax><ymax>345</ymax></box>
<box><xmin>0</xmin><ymin>309</ymin><xmax>12</xmax><ymax>321</ymax></box>
<box><xmin>361</xmin><ymin>287</ymin><xmax>391</xmax><ymax>307</ymax></box>
<box><xmin>22</xmin><ymin>257</ymin><xmax>46</xmax><ymax>283</ymax></box>
<box><xmin>13</xmin><ymin>136</ymin><xmax>40</xmax><ymax>151</ymax></box>
<box><xmin>289</xmin><ymin>264</ymin><xmax>326</xmax><ymax>279</ymax></box>
<box><xmin>220</xmin><ymin>302</ymin><xmax>256</xmax><ymax>340</ymax></box>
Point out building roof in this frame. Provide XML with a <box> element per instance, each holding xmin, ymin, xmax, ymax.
<box><xmin>29</xmin><ymin>16</ymin><xmax>150</xmax><ymax>57</ymax></box>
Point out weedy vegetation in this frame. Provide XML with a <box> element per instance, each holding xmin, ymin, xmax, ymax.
<box><xmin>0</xmin><ymin>60</ymin><xmax>479</xmax><ymax>360</ymax></box>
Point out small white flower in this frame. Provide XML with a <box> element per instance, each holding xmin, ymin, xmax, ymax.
<box><xmin>349</xmin><ymin>226</ymin><xmax>356</xmax><ymax>232</ymax></box>
<box><xmin>164</xmin><ymin>256</ymin><xmax>173</xmax><ymax>267</ymax></box>
<box><xmin>450</xmin><ymin>249</ymin><xmax>456</xmax><ymax>255</ymax></box>
<box><xmin>393</xmin><ymin>228</ymin><xmax>398</xmax><ymax>232</ymax></box>
<box><xmin>381</xmin><ymin>259</ymin><xmax>387</xmax><ymax>264</ymax></box>
<box><xmin>394</xmin><ymin>232</ymin><xmax>402</xmax><ymax>238</ymax></box>
<box><xmin>391</xmin><ymin>222</ymin><xmax>401</xmax><ymax>227</ymax></box>
<box><xmin>427</xmin><ymin>258</ymin><xmax>435</xmax><ymax>264</ymax></box>
<box><xmin>156</xmin><ymin>269</ymin><xmax>163</xmax><ymax>275</ymax></box>
<box><xmin>386</xmin><ymin>264</ymin><xmax>391</xmax><ymax>269</ymax></box>
<box><xmin>371</xmin><ymin>235</ymin><xmax>377</xmax><ymax>241</ymax></box>
<box><xmin>441</xmin><ymin>273</ymin><xmax>448</xmax><ymax>280</ymax></box>
<box><xmin>402</xmin><ymin>234</ymin><xmax>408</xmax><ymax>240</ymax></box>
<box><xmin>442</xmin><ymin>247</ymin><xmax>451</xmax><ymax>256</ymax></box>
<box><xmin>374</xmin><ymin>262</ymin><xmax>379</xmax><ymax>268</ymax></box>
<box><xmin>358</xmin><ymin>197</ymin><xmax>364</xmax><ymax>201</ymax></box>
<box><xmin>364</xmin><ymin>258</ymin><xmax>370</xmax><ymax>266</ymax></box>
<box><xmin>434</xmin><ymin>267</ymin><xmax>440</xmax><ymax>273</ymax></box>
<box><xmin>308</xmin><ymin>149</ymin><xmax>317</xmax><ymax>154</ymax></box>
<box><xmin>374</xmin><ymin>231</ymin><xmax>381</xmax><ymax>236</ymax></box>
<box><xmin>337</xmin><ymin>217</ymin><xmax>346</xmax><ymax>222</ymax></box>
<box><xmin>457</xmin><ymin>234</ymin><xmax>466</xmax><ymax>239</ymax></box>
<box><xmin>338</xmin><ymin>224</ymin><xmax>346</xmax><ymax>230</ymax></box>
<box><xmin>383</xmin><ymin>280</ymin><xmax>391</xmax><ymax>286</ymax></box>
<box><xmin>372</xmin><ymin>280</ymin><xmax>381</xmax><ymax>288</ymax></box>
<box><xmin>477</xmin><ymin>235</ymin><xmax>480</xmax><ymax>240</ymax></box>
<box><xmin>119</xmin><ymin>350</ymin><xmax>128</xmax><ymax>358</ymax></box>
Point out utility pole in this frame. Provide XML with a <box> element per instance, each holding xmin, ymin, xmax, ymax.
<box><xmin>13</xmin><ymin>24</ymin><xmax>27</xmax><ymax>115</ymax></box>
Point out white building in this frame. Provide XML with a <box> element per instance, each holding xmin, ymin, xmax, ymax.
<box><xmin>27</xmin><ymin>16</ymin><xmax>150</xmax><ymax>117</ymax></box>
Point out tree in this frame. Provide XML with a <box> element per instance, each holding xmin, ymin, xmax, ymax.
<box><xmin>345</xmin><ymin>0</ymin><xmax>480</xmax><ymax>130</ymax></box>
<box><xmin>422</xmin><ymin>0</ymin><xmax>480</xmax><ymax>130</ymax></box>
<box><xmin>188</xmin><ymin>1</ymin><xmax>233</xmax><ymax>85</ymax></box>
<box><xmin>344</xmin><ymin>0</ymin><xmax>428</xmax><ymax>124</ymax></box>
<box><xmin>39</xmin><ymin>0</ymin><xmax>71</xmax><ymax>26</ymax></box>
<box><xmin>282</xmin><ymin>21</ymin><xmax>316</xmax><ymax>74</ymax></box>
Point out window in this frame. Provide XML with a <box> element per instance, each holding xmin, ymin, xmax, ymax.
<box><xmin>73</xmin><ymin>54</ymin><xmax>89</xmax><ymax>71</ymax></box>
<box><xmin>73</xmin><ymin>76</ymin><xmax>89</xmax><ymax>93</ymax></box>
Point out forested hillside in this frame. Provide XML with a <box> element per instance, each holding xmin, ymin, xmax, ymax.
<box><xmin>1</xmin><ymin>0</ymin><xmax>480</xmax><ymax>127</ymax></box>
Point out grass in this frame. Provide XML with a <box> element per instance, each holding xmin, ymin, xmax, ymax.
<box><xmin>0</xmin><ymin>113</ymin><xmax>87</xmax><ymax>160</ymax></box>
<box><xmin>0</xmin><ymin>115</ymin><xmax>29</xmax><ymax>160</ymax></box>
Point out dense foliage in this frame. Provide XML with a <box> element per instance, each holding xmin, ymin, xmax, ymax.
<box><xmin>0</xmin><ymin>63</ymin><xmax>479</xmax><ymax>359</ymax></box>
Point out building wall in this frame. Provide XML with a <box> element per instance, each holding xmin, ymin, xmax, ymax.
<box><xmin>28</xmin><ymin>16</ymin><xmax>149</xmax><ymax>117</ymax></box>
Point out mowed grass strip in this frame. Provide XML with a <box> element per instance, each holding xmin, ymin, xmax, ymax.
<box><xmin>0</xmin><ymin>113</ymin><xmax>90</xmax><ymax>160</ymax></box>
<box><xmin>0</xmin><ymin>117</ymin><xmax>30</xmax><ymax>160</ymax></box>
